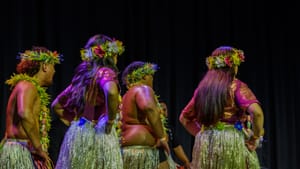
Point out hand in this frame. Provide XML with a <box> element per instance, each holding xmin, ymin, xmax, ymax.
<box><xmin>32</xmin><ymin>148</ymin><xmax>54</xmax><ymax>168</ymax></box>
<box><xmin>245</xmin><ymin>137</ymin><xmax>261</xmax><ymax>151</ymax></box>
<box><xmin>153</xmin><ymin>137</ymin><xmax>170</xmax><ymax>155</ymax></box>
<box><xmin>184</xmin><ymin>161</ymin><xmax>191</xmax><ymax>169</ymax></box>
<box><xmin>31</xmin><ymin>146</ymin><xmax>50</xmax><ymax>162</ymax></box>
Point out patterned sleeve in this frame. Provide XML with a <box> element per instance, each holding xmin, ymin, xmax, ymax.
<box><xmin>96</xmin><ymin>67</ymin><xmax>118</xmax><ymax>86</ymax></box>
<box><xmin>57</xmin><ymin>85</ymin><xmax>72</xmax><ymax>109</ymax></box>
<box><xmin>234</xmin><ymin>79</ymin><xmax>260</xmax><ymax>111</ymax></box>
<box><xmin>56</xmin><ymin>85</ymin><xmax>77</xmax><ymax>121</ymax></box>
<box><xmin>181</xmin><ymin>91</ymin><xmax>197</xmax><ymax>121</ymax></box>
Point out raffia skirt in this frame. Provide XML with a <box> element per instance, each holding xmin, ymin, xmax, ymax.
<box><xmin>0</xmin><ymin>139</ymin><xmax>35</xmax><ymax>169</ymax></box>
<box><xmin>94</xmin><ymin>115</ymin><xmax>123</xmax><ymax>169</ymax></box>
<box><xmin>191</xmin><ymin>126</ymin><xmax>260</xmax><ymax>169</ymax></box>
<box><xmin>55</xmin><ymin>116</ymin><xmax>123</xmax><ymax>169</ymax></box>
<box><xmin>122</xmin><ymin>145</ymin><xmax>159</xmax><ymax>169</ymax></box>
<box><xmin>55</xmin><ymin>117</ymin><xmax>96</xmax><ymax>169</ymax></box>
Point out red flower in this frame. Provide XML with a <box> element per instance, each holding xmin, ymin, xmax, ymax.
<box><xmin>238</xmin><ymin>53</ymin><xmax>245</xmax><ymax>61</ymax></box>
<box><xmin>224</xmin><ymin>56</ymin><xmax>232</xmax><ymax>67</ymax></box>
<box><xmin>94</xmin><ymin>45</ymin><xmax>105</xmax><ymax>58</ymax></box>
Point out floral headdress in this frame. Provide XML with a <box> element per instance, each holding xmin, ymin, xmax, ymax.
<box><xmin>18</xmin><ymin>48</ymin><xmax>63</xmax><ymax>64</ymax></box>
<box><xmin>80</xmin><ymin>39</ymin><xmax>125</xmax><ymax>61</ymax></box>
<box><xmin>125</xmin><ymin>63</ymin><xmax>158</xmax><ymax>85</ymax></box>
<box><xmin>206</xmin><ymin>48</ymin><xmax>245</xmax><ymax>69</ymax></box>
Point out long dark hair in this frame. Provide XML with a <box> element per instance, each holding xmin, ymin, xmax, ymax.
<box><xmin>63</xmin><ymin>34</ymin><xmax>120</xmax><ymax>114</ymax></box>
<box><xmin>194</xmin><ymin>46</ymin><xmax>239</xmax><ymax>126</ymax></box>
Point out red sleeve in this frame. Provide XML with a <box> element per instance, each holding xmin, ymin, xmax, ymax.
<box><xmin>234</xmin><ymin>79</ymin><xmax>260</xmax><ymax>111</ymax></box>
<box><xmin>181</xmin><ymin>92</ymin><xmax>197</xmax><ymax>121</ymax></box>
<box><xmin>56</xmin><ymin>85</ymin><xmax>77</xmax><ymax>121</ymax></box>
<box><xmin>96</xmin><ymin>67</ymin><xmax>118</xmax><ymax>86</ymax></box>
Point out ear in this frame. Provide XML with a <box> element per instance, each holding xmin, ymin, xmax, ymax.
<box><xmin>41</xmin><ymin>63</ymin><xmax>48</xmax><ymax>72</ymax></box>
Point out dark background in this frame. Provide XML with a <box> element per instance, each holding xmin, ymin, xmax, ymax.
<box><xmin>1</xmin><ymin>0</ymin><xmax>299</xmax><ymax>169</ymax></box>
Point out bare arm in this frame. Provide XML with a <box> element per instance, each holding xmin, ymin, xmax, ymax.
<box><xmin>173</xmin><ymin>145</ymin><xmax>191</xmax><ymax>168</ymax></box>
<box><xmin>246</xmin><ymin>103</ymin><xmax>264</xmax><ymax>151</ymax></box>
<box><xmin>136</xmin><ymin>85</ymin><xmax>170</xmax><ymax>154</ymax></box>
<box><xmin>248</xmin><ymin>103</ymin><xmax>264</xmax><ymax>137</ymax></box>
<box><xmin>179</xmin><ymin>97</ymin><xmax>201</xmax><ymax>136</ymax></box>
<box><xmin>102</xmin><ymin>81</ymin><xmax>120</xmax><ymax>133</ymax></box>
<box><xmin>17</xmin><ymin>82</ymin><xmax>48</xmax><ymax>159</ymax></box>
<box><xmin>136</xmin><ymin>86</ymin><xmax>164</xmax><ymax>138</ymax></box>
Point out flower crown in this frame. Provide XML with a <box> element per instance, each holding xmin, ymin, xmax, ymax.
<box><xmin>80</xmin><ymin>39</ymin><xmax>125</xmax><ymax>61</ymax></box>
<box><xmin>18</xmin><ymin>49</ymin><xmax>63</xmax><ymax>64</ymax></box>
<box><xmin>126</xmin><ymin>63</ymin><xmax>158</xmax><ymax>85</ymax></box>
<box><xmin>206</xmin><ymin>49</ymin><xmax>245</xmax><ymax>69</ymax></box>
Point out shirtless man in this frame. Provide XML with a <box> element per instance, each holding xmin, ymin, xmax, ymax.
<box><xmin>0</xmin><ymin>46</ymin><xmax>62</xmax><ymax>169</ymax></box>
<box><xmin>121</xmin><ymin>61</ymin><xmax>170</xmax><ymax>169</ymax></box>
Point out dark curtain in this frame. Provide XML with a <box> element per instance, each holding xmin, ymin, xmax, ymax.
<box><xmin>1</xmin><ymin>0</ymin><xmax>299</xmax><ymax>169</ymax></box>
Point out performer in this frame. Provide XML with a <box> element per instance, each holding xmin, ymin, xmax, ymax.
<box><xmin>121</xmin><ymin>61</ymin><xmax>170</xmax><ymax>169</ymax></box>
<box><xmin>0</xmin><ymin>46</ymin><xmax>62</xmax><ymax>169</ymax></box>
<box><xmin>53</xmin><ymin>34</ymin><xmax>125</xmax><ymax>169</ymax></box>
<box><xmin>180</xmin><ymin>46</ymin><xmax>264</xmax><ymax>169</ymax></box>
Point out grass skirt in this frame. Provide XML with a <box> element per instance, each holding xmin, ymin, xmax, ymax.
<box><xmin>55</xmin><ymin>116</ymin><xmax>123</xmax><ymax>169</ymax></box>
<box><xmin>191</xmin><ymin>126</ymin><xmax>260</xmax><ymax>169</ymax></box>
<box><xmin>94</xmin><ymin>115</ymin><xmax>123</xmax><ymax>169</ymax></box>
<box><xmin>122</xmin><ymin>145</ymin><xmax>159</xmax><ymax>169</ymax></box>
<box><xmin>0</xmin><ymin>139</ymin><xmax>35</xmax><ymax>169</ymax></box>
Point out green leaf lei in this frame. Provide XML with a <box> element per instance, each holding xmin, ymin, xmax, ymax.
<box><xmin>6</xmin><ymin>74</ymin><xmax>51</xmax><ymax>152</ymax></box>
<box><xmin>155</xmin><ymin>95</ymin><xmax>169</xmax><ymax>134</ymax></box>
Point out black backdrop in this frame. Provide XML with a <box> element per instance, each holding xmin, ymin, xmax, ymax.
<box><xmin>1</xmin><ymin>0</ymin><xmax>299</xmax><ymax>169</ymax></box>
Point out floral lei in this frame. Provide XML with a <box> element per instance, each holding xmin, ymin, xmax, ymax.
<box><xmin>6</xmin><ymin>74</ymin><xmax>51</xmax><ymax>152</ymax></box>
<box><xmin>126</xmin><ymin>63</ymin><xmax>158</xmax><ymax>86</ymax></box>
<box><xmin>206</xmin><ymin>48</ymin><xmax>245</xmax><ymax>69</ymax></box>
<box><xmin>80</xmin><ymin>39</ymin><xmax>125</xmax><ymax>61</ymax></box>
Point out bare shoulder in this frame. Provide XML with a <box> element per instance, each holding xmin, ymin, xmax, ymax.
<box><xmin>15</xmin><ymin>80</ymin><xmax>38</xmax><ymax>96</ymax></box>
<box><xmin>132</xmin><ymin>85</ymin><xmax>155</xmax><ymax>101</ymax></box>
<box><xmin>134</xmin><ymin>85</ymin><xmax>153</xmax><ymax>93</ymax></box>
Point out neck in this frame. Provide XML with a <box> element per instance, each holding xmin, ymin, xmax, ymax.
<box><xmin>33</xmin><ymin>72</ymin><xmax>45</xmax><ymax>87</ymax></box>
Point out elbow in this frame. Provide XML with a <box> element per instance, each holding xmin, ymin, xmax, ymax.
<box><xmin>179</xmin><ymin>113</ymin><xmax>185</xmax><ymax>125</ymax></box>
<box><xmin>51</xmin><ymin>98</ymin><xmax>59</xmax><ymax>111</ymax></box>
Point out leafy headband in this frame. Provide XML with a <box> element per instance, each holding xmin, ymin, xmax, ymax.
<box><xmin>18</xmin><ymin>49</ymin><xmax>62</xmax><ymax>64</ymax></box>
<box><xmin>126</xmin><ymin>63</ymin><xmax>158</xmax><ymax>85</ymax></box>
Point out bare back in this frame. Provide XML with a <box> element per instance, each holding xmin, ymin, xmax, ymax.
<box><xmin>6</xmin><ymin>81</ymin><xmax>41</xmax><ymax>141</ymax></box>
<box><xmin>121</xmin><ymin>85</ymin><xmax>158</xmax><ymax>146</ymax></box>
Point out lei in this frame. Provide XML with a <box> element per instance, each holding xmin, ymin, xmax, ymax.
<box><xmin>80</xmin><ymin>40</ymin><xmax>125</xmax><ymax>61</ymax></box>
<box><xmin>155</xmin><ymin>95</ymin><xmax>169</xmax><ymax>135</ymax></box>
<box><xmin>6</xmin><ymin>74</ymin><xmax>51</xmax><ymax>152</ymax></box>
<box><xmin>126</xmin><ymin>63</ymin><xmax>158</xmax><ymax>86</ymax></box>
<box><xmin>206</xmin><ymin>48</ymin><xmax>245</xmax><ymax>69</ymax></box>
